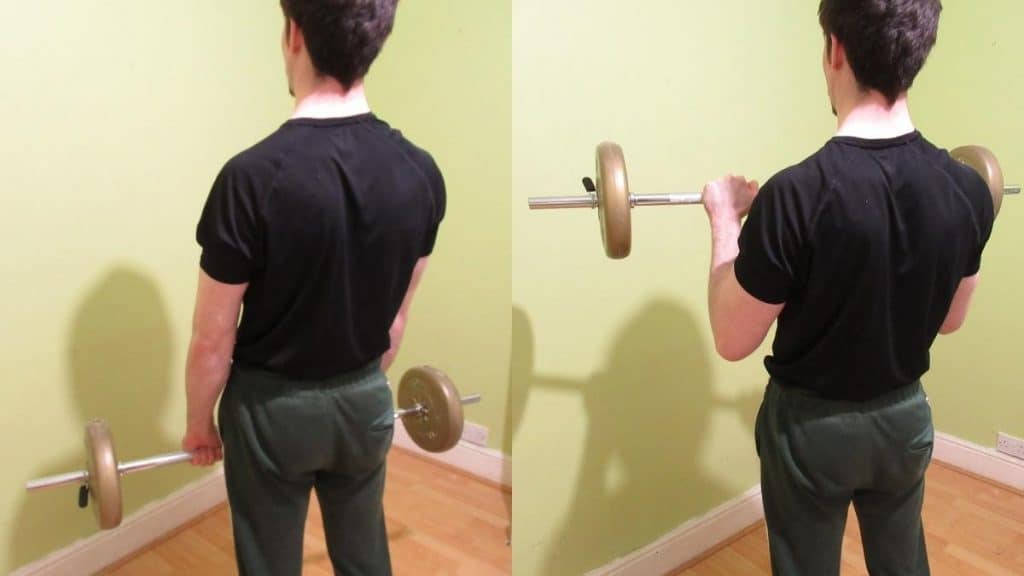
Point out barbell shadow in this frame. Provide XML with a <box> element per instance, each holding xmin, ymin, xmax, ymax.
<box><xmin>9</xmin><ymin>266</ymin><xmax>183</xmax><ymax>570</ymax></box>
<box><xmin>512</xmin><ymin>300</ymin><xmax>757</xmax><ymax>575</ymax></box>
<box><xmin>503</xmin><ymin>307</ymin><xmax>534</xmax><ymax>546</ymax></box>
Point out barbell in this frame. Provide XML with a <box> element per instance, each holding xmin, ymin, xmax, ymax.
<box><xmin>528</xmin><ymin>142</ymin><xmax>1020</xmax><ymax>259</ymax></box>
<box><xmin>25</xmin><ymin>365</ymin><xmax>480</xmax><ymax>530</ymax></box>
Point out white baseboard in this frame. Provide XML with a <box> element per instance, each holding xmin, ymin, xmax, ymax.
<box><xmin>392</xmin><ymin>420</ymin><xmax>511</xmax><ymax>488</ymax></box>
<box><xmin>12</xmin><ymin>468</ymin><xmax>227</xmax><ymax>576</ymax></box>
<box><xmin>586</xmin><ymin>485</ymin><xmax>764</xmax><ymax>576</ymax></box>
<box><xmin>933</xmin><ymin>431</ymin><xmax>1024</xmax><ymax>491</ymax></box>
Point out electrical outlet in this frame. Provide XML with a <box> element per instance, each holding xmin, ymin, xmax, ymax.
<box><xmin>461</xmin><ymin>421</ymin><xmax>489</xmax><ymax>447</ymax></box>
<box><xmin>996</xmin><ymin>433</ymin><xmax>1024</xmax><ymax>461</ymax></box>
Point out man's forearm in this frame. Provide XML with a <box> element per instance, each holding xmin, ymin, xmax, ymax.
<box><xmin>380</xmin><ymin>257</ymin><xmax>428</xmax><ymax>373</ymax></box>
<box><xmin>186</xmin><ymin>339</ymin><xmax>233</xmax><ymax>426</ymax></box>
<box><xmin>708</xmin><ymin>217</ymin><xmax>743</xmax><ymax>313</ymax></box>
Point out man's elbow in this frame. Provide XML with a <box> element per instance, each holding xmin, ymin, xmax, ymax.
<box><xmin>939</xmin><ymin>307</ymin><xmax>970</xmax><ymax>335</ymax></box>
<box><xmin>189</xmin><ymin>331</ymin><xmax>235</xmax><ymax>359</ymax></box>
<box><xmin>389</xmin><ymin>313</ymin><xmax>407</xmax><ymax>342</ymax></box>
<box><xmin>938</xmin><ymin>316</ymin><xmax>965</xmax><ymax>335</ymax></box>
<box><xmin>714</xmin><ymin>334</ymin><xmax>757</xmax><ymax>362</ymax></box>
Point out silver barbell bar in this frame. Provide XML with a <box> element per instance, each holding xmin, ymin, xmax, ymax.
<box><xmin>393</xmin><ymin>393</ymin><xmax>481</xmax><ymax>419</ymax></box>
<box><xmin>26</xmin><ymin>452</ymin><xmax>193</xmax><ymax>492</ymax></box>
<box><xmin>26</xmin><ymin>393</ymin><xmax>484</xmax><ymax>493</ymax></box>
<box><xmin>528</xmin><ymin>193</ymin><xmax>702</xmax><ymax>210</ymax></box>
<box><xmin>529</xmin><ymin>189</ymin><xmax>1019</xmax><ymax>210</ymax></box>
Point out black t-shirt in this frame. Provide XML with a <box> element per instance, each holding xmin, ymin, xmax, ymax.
<box><xmin>736</xmin><ymin>132</ymin><xmax>993</xmax><ymax>401</ymax></box>
<box><xmin>197</xmin><ymin>113</ymin><xmax>445</xmax><ymax>380</ymax></box>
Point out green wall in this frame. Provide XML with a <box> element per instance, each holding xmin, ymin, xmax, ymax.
<box><xmin>1</xmin><ymin>2</ymin><xmax>290</xmax><ymax>571</ymax></box>
<box><xmin>1</xmin><ymin>1</ymin><xmax>513</xmax><ymax>572</ymax></box>
<box><xmin>370</xmin><ymin>0</ymin><xmax>514</xmax><ymax>456</ymax></box>
<box><xmin>510</xmin><ymin>1</ymin><xmax>1022</xmax><ymax>574</ymax></box>
<box><xmin>3</xmin><ymin>1</ymin><xmax>1020</xmax><ymax>575</ymax></box>
<box><xmin>912</xmin><ymin>0</ymin><xmax>1023</xmax><ymax>446</ymax></box>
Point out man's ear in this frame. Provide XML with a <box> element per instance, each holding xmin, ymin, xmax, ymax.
<box><xmin>285</xmin><ymin>19</ymin><xmax>304</xmax><ymax>55</ymax></box>
<box><xmin>828</xmin><ymin>33</ymin><xmax>846</xmax><ymax>71</ymax></box>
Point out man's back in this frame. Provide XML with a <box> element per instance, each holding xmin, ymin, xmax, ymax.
<box><xmin>198</xmin><ymin>113</ymin><xmax>445</xmax><ymax>380</ymax></box>
<box><xmin>736</xmin><ymin>132</ymin><xmax>993</xmax><ymax>400</ymax></box>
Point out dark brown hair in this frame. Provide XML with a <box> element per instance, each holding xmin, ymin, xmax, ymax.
<box><xmin>280</xmin><ymin>0</ymin><xmax>398</xmax><ymax>88</ymax></box>
<box><xmin>819</xmin><ymin>0</ymin><xmax>942</xmax><ymax>103</ymax></box>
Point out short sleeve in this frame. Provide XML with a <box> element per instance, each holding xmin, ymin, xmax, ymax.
<box><xmin>734</xmin><ymin>177</ymin><xmax>809</xmax><ymax>305</ymax></box>
<box><xmin>962</xmin><ymin>175</ymin><xmax>995</xmax><ymax>277</ymax></box>
<box><xmin>420</xmin><ymin>160</ymin><xmax>447</xmax><ymax>256</ymax></box>
<box><xmin>196</xmin><ymin>161</ymin><xmax>263</xmax><ymax>284</ymax></box>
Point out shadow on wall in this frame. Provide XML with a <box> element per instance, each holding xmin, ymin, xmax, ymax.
<box><xmin>10</xmin><ymin>266</ymin><xmax>187</xmax><ymax>570</ymax></box>
<box><xmin>511</xmin><ymin>300</ymin><xmax>761</xmax><ymax>575</ymax></box>
<box><xmin>502</xmin><ymin>307</ymin><xmax>533</xmax><ymax>545</ymax></box>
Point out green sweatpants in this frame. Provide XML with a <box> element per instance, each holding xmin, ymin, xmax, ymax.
<box><xmin>756</xmin><ymin>379</ymin><xmax>933</xmax><ymax>576</ymax></box>
<box><xmin>218</xmin><ymin>361</ymin><xmax>394</xmax><ymax>576</ymax></box>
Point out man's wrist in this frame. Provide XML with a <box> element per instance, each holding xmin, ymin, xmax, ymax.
<box><xmin>187</xmin><ymin>411</ymin><xmax>214</xmax><ymax>429</ymax></box>
<box><xmin>710</xmin><ymin>215</ymin><xmax>742</xmax><ymax>240</ymax></box>
<box><xmin>709</xmin><ymin>215</ymin><xmax>742</xmax><ymax>271</ymax></box>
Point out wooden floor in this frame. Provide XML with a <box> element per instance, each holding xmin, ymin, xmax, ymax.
<box><xmin>103</xmin><ymin>449</ymin><xmax>511</xmax><ymax>575</ymax></box>
<box><xmin>675</xmin><ymin>462</ymin><xmax>1024</xmax><ymax>575</ymax></box>
<box><xmin>98</xmin><ymin>455</ymin><xmax>1021</xmax><ymax>576</ymax></box>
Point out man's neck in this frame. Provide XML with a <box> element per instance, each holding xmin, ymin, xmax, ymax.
<box><xmin>835</xmin><ymin>92</ymin><xmax>915</xmax><ymax>140</ymax></box>
<box><xmin>291</xmin><ymin>79</ymin><xmax>370</xmax><ymax>120</ymax></box>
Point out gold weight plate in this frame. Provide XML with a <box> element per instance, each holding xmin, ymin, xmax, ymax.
<box><xmin>85</xmin><ymin>420</ymin><xmax>122</xmax><ymax>530</ymax></box>
<box><xmin>596</xmin><ymin>142</ymin><xmax>632</xmax><ymax>259</ymax></box>
<box><xmin>951</xmin><ymin>145</ymin><xmax>1005</xmax><ymax>217</ymax></box>
<box><xmin>397</xmin><ymin>366</ymin><xmax>463</xmax><ymax>453</ymax></box>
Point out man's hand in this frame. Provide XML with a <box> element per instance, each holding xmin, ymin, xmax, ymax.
<box><xmin>702</xmin><ymin>175</ymin><xmax>759</xmax><ymax>224</ymax></box>
<box><xmin>182</xmin><ymin>419</ymin><xmax>223</xmax><ymax>466</ymax></box>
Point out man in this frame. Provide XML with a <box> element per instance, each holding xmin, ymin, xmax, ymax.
<box><xmin>701</xmin><ymin>1</ymin><xmax>992</xmax><ymax>574</ymax></box>
<box><xmin>180</xmin><ymin>1</ymin><xmax>444</xmax><ymax>574</ymax></box>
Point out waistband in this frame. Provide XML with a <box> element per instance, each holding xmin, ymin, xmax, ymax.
<box><xmin>768</xmin><ymin>378</ymin><xmax>925</xmax><ymax>413</ymax></box>
<box><xmin>230</xmin><ymin>359</ymin><xmax>384</xmax><ymax>391</ymax></box>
